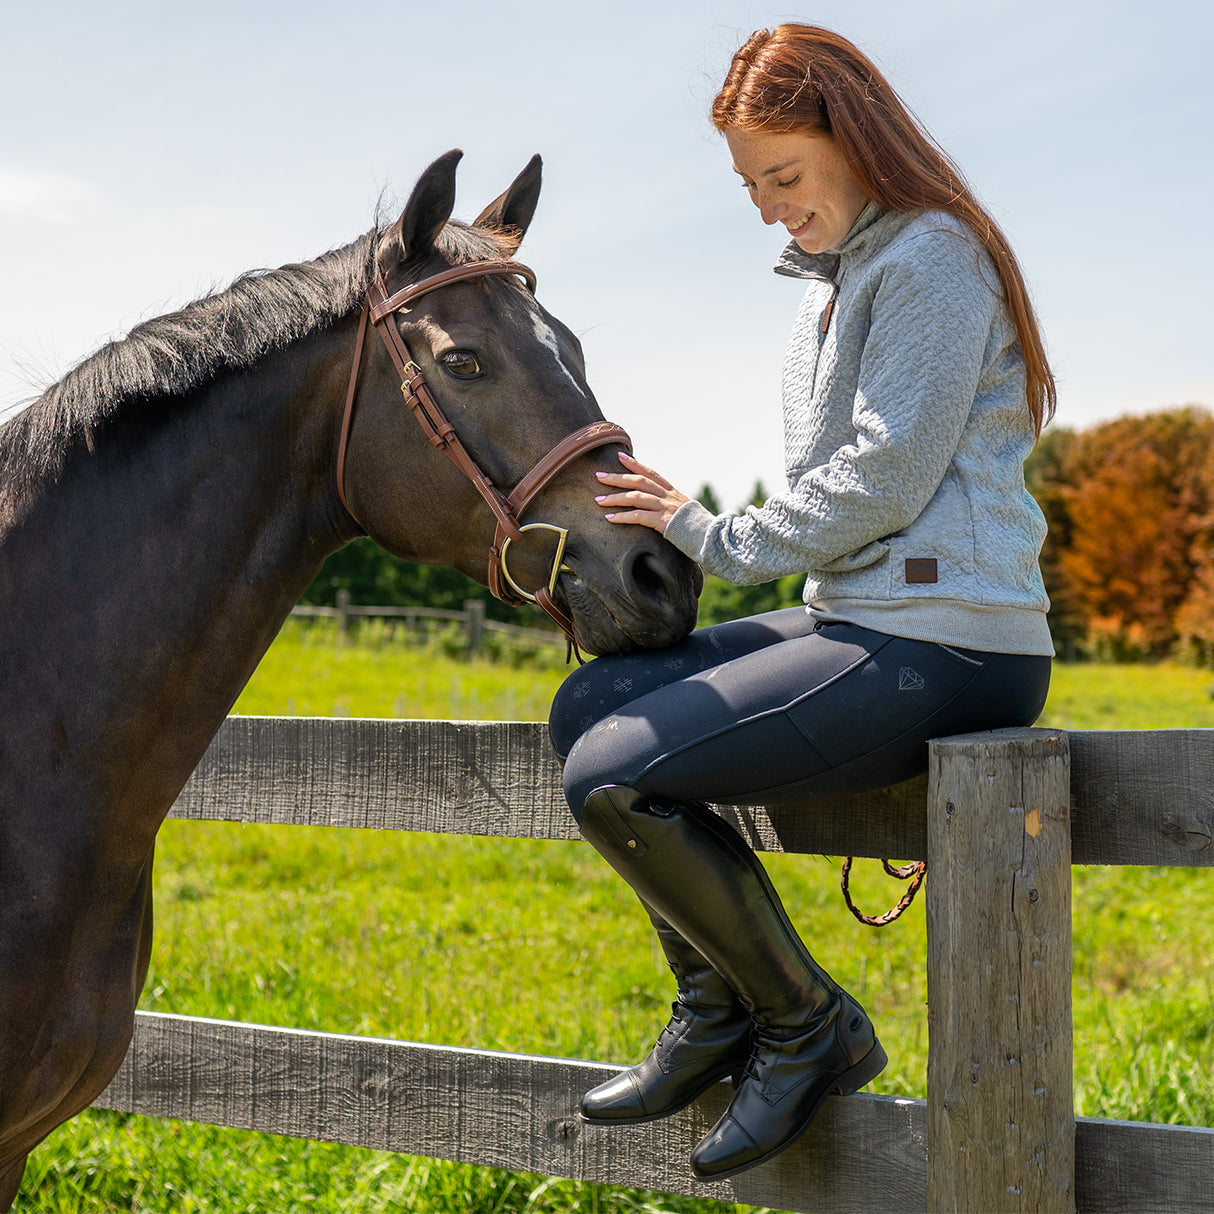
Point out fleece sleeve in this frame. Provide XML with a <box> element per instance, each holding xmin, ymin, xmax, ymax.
<box><xmin>663</xmin><ymin>229</ymin><xmax>1002</xmax><ymax>585</ymax></box>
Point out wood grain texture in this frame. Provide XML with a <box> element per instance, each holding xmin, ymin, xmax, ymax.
<box><xmin>149</xmin><ymin>721</ymin><xmax>1214</xmax><ymax>1210</ymax></box>
<box><xmin>168</xmin><ymin>716</ymin><xmax>931</xmax><ymax>858</ymax></box>
<box><xmin>1075</xmin><ymin>1116</ymin><xmax>1214</xmax><ymax>1213</ymax></box>
<box><xmin>95</xmin><ymin>1013</ymin><xmax>1214</xmax><ymax>1213</ymax></box>
<box><xmin>171</xmin><ymin>717</ymin><xmax>574</xmax><ymax>839</ymax></box>
<box><xmin>170</xmin><ymin>718</ymin><xmax>1214</xmax><ymax>866</ymax></box>
<box><xmin>96</xmin><ymin>1011</ymin><xmax>926</xmax><ymax>1214</ymax></box>
<box><xmin>1069</xmin><ymin>729</ymin><xmax>1214</xmax><ymax>866</ymax></box>
<box><xmin>926</xmin><ymin>728</ymin><xmax>1075</xmax><ymax>1213</ymax></box>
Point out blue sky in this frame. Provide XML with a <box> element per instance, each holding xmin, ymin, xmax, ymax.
<box><xmin>2</xmin><ymin>0</ymin><xmax>1211</xmax><ymax>507</ymax></box>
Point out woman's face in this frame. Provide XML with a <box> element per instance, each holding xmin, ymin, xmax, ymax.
<box><xmin>725</xmin><ymin>127</ymin><xmax>870</xmax><ymax>254</ymax></box>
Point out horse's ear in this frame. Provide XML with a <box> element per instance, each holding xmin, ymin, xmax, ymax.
<box><xmin>473</xmin><ymin>154</ymin><xmax>542</xmax><ymax>250</ymax></box>
<box><xmin>385</xmin><ymin>148</ymin><xmax>463</xmax><ymax>269</ymax></box>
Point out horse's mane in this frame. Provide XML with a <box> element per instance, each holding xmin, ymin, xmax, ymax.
<box><xmin>0</xmin><ymin>220</ymin><xmax>511</xmax><ymax>492</ymax></box>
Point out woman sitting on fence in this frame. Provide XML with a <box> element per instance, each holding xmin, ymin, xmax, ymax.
<box><xmin>548</xmin><ymin>23</ymin><xmax>1055</xmax><ymax>1182</ymax></box>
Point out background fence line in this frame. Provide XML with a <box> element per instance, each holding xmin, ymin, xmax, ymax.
<box><xmin>291</xmin><ymin>592</ymin><xmax>564</xmax><ymax>653</ymax></box>
<box><xmin>94</xmin><ymin>719</ymin><xmax>1214</xmax><ymax>1213</ymax></box>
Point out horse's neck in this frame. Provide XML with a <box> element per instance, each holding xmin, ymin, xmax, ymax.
<box><xmin>2</xmin><ymin>327</ymin><xmax>353</xmax><ymax>856</ymax></box>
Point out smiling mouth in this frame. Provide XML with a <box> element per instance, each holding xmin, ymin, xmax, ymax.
<box><xmin>787</xmin><ymin>214</ymin><xmax>813</xmax><ymax>235</ymax></box>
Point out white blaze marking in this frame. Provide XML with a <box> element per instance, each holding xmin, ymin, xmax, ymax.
<box><xmin>530</xmin><ymin>313</ymin><xmax>586</xmax><ymax>396</ymax></box>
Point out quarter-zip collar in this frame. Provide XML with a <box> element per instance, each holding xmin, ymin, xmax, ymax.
<box><xmin>773</xmin><ymin>201</ymin><xmax>915</xmax><ymax>282</ymax></box>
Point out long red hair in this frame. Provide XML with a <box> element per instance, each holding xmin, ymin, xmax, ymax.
<box><xmin>713</xmin><ymin>25</ymin><xmax>1055</xmax><ymax>436</ymax></box>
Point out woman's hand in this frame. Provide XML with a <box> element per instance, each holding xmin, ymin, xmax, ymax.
<box><xmin>595</xmin><ymin>452</ymin><xmax>690</xmax><ymax>535</ymax></box>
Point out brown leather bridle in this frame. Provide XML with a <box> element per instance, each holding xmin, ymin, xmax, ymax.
<box><xmin>336</xmin><ymin>257</ymin><xmax>631</xmax><ymax>658</ymax></box>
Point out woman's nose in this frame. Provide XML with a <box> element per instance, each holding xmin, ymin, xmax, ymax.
<box><xmin>752</xmin><ymin>186</ymin><xmax>782</xmax><ymax>226</ymax></box>
<box><xmin>757</xmin><ymin>195</ymin><xmax>782</xmax><ymax>226</ymax></box>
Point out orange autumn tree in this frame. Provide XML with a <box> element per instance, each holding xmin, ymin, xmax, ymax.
<box><xmin>1172</xmin><ymin>432</ymin><xmax>1214</xmax><ymax>663</ymax></box>
<box><xmin>1054</xmin><ymin>407</ymin><xmax>1214</xmax><ymax>658</ymax></box>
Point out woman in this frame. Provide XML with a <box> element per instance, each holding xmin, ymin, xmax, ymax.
<box><xmin>549</xmin><ymin>24</ymin><xmax>1054</xmax><ymax>1181</ymax></box>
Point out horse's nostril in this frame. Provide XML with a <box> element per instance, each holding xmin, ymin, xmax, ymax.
<box><xmin>628</xmin><ymin>550</ymin><xmax>673</xmax><ymax>609</ymax></box>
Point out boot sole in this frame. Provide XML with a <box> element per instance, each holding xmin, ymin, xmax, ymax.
<box><xmin>690</xmin><ymin>1037</ymin><xmax>888</xmax><ymax>1182</ymax></box>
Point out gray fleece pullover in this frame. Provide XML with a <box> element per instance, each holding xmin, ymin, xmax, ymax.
<box><xmin>664</xmin><ymin>202</ymin><xmax>1053</xmax><ymax>656</ymax></box>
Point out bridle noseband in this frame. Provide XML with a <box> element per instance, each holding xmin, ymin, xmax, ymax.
<box><xmin>337</xmin><ymin>257</ymin><xmax>631</xmax><ymax>659</ymax></box>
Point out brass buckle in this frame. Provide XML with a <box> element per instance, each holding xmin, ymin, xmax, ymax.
<box><xmin>499</xmin><ymin>522</ymin><xmax>572</xmax><ymax>602</ymax></box>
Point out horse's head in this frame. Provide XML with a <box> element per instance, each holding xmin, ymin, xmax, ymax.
<box><xmin>338</xmin><ymin>151</ymin><xmax>701</xmax><ymax>656</ymax></box>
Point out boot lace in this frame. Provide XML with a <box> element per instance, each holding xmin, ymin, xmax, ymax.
<box><xmin>654</xmin><ymin>1000</ymin><xmax>688</xmax><ymax>1048</ymax></box>
<box><xmin>740</xmin><ymin>1030</ymin><xmax>779</xmax><ymax>1084</ymax></box>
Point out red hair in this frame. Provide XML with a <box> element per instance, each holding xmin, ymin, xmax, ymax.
<box><xmin>714</xmin><ymin>25</ymin><xmax>1055</xmax><ymax>436</ymax></box>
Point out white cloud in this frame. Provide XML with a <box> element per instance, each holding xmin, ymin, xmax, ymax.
<box><xmin>0</xmin><ymin>166</ymin><xmax>103</xmax><ymax>224</ymax></box>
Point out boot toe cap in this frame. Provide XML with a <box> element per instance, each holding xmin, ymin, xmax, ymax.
<box><xmin>690</xmin><ymin>1114</ymin><xmax>762</xmax><ymax>1178</ymax></box>
<box><xmin>579</xmin><ymin>1071</ymin><xmax>646</xmax><ymax>1122</ymax></box>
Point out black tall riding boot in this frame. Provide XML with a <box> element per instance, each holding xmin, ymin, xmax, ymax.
<box><xmin>580</xmin><ymin>904</ymin><xmax>752</xmax><ymax>1124</ymax></box>
<box><xmin>579</xmin><ymin>784</ymin><xmax>887</xmax><ymax>1181</ymax></box>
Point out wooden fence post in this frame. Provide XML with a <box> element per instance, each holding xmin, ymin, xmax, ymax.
<box><xmin>926</xmin><ymin>727</ymin><xmax>1074</xmax><ymax>1213</ymax></box>
<box><xmin>335</xmin><ymin>588</ymin><xmax>353</xmax><ymax>635</ymax></box>
<box><xmin>464</xmin><ymin>599</ymin><xmax>485</xmax><ymax>655</ymax></box>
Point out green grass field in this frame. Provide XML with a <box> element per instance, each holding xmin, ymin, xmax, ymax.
<box><xmin>17</xmin><ymin>620</ymin><xmax>1214</xmax><ymax>1212</ymax></box>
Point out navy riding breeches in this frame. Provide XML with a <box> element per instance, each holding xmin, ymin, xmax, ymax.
<box><xmin>549</xmin><ymin>608</ymin><xmax>1051</xmax><ymax>819</ymax></box>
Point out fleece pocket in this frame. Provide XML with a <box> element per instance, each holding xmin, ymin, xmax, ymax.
<box><xmin>883</xmin><ymin>480</ymin><xmax>977</xmax><ymax>599</ymax></box>
<box><xmin>815</xmin><ymin>537</ymin><xmax>891</xmax><ymax>575</ymax></box>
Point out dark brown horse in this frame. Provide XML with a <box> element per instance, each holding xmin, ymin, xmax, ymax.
<box><xmin>0</xmin><ymin>151</ymin><xmax>700</xmax><ymax>1208</ymax></box>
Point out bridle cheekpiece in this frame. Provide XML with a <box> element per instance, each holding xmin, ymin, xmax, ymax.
<box><xmin>336</xmin><ymin>257</ymin><xmax>631</xmax><ymax>660</ymax></box>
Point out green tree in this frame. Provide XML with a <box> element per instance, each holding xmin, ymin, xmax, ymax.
<box><xmin>302</xmin><ymin>539</ymin><xmax>552</xmax><ymax>628</ymax></box>
<box><xmin>304</xmin><ymin>478</ymin><xmax>804</xmax><ymax>635</ymax></box>
<box><xmin>1025</xmin><ymin>425</ymin><xmax>1084</xmax><ymax>657</ymax></box>
<box><xmin>693</xmin><ymin>480</ymin><xmax>806</xmax><ymax>627</ymax></box>
<box><xmin>696</xmin><ymin>482</ymin><xmax>722</xmax><ymax>516</ymax></box>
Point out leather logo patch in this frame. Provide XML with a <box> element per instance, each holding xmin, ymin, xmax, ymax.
<box><xmin>905</xmin><ymin>558</ymin><xmax>938</xmax><ymax>585</ymax></box>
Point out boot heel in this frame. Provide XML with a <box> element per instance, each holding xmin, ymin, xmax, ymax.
<box><xmin>833</xmin><ymin>1038</ymin><xmax>887</xmax><ymax>1096</ymax></box>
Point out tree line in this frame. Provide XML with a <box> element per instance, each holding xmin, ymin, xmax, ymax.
<box><xmin>301</xmin><ymin>479</ymin><xmax>807</xmax><ymax>633</ymax></box>
<box><xmin>303</xmin><ymin>404</ymin><xmax>1214</xmax><ymax>663</ymax></box>
<box><xmin>1027</xmin><ymin>405</ymin><xmax>1214</xmax><ymax>662</ymax></box>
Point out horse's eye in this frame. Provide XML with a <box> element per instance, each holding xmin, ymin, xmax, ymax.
<box><xmin>440</xmin><ymin>350</ymin><xmax>481</xmax><ymax>378</ymax></box>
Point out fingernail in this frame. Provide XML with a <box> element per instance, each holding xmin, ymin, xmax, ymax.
<box><xmin>594</xmin><ymin>495</ymin><xmax>606</xmax><ymax>503</ymax></box>
<box><xmin>596</xmin><ymin>471</ymin><xmax>608</xmax><ymax>480</ymax></box>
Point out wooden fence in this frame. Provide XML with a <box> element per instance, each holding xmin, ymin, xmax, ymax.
<box><xmin>95</xmin><ymin>720</ymin><xmax>1214</xmax><ymax>1212</ymax></box>
<box><xmin>292</xmin><ymin>592</ymin><xmax>564</xmax><ymax>653</ymax></box>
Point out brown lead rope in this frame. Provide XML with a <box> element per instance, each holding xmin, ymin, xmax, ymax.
<box><xmin>840</xmin><ymin>856</ymin><xmax>927</xmax><ymax>926</ymax></box>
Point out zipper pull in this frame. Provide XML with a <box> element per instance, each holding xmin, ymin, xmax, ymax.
<box><xmin>821</xmin><ymin>254</ymin><xmax>842</xmax><ymax>334</ymax></box>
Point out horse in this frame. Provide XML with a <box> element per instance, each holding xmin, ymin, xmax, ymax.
<box><xmin>0</xmin><ymin>149</ymin><xmax>701</xmax><ymax>1208</ymax></box>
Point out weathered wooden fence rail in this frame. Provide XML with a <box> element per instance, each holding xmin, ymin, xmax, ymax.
<box><xmin>95</xmin><ymin>720</ymin><xmax>1214</xmax><ymax>1213</ymax></box>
